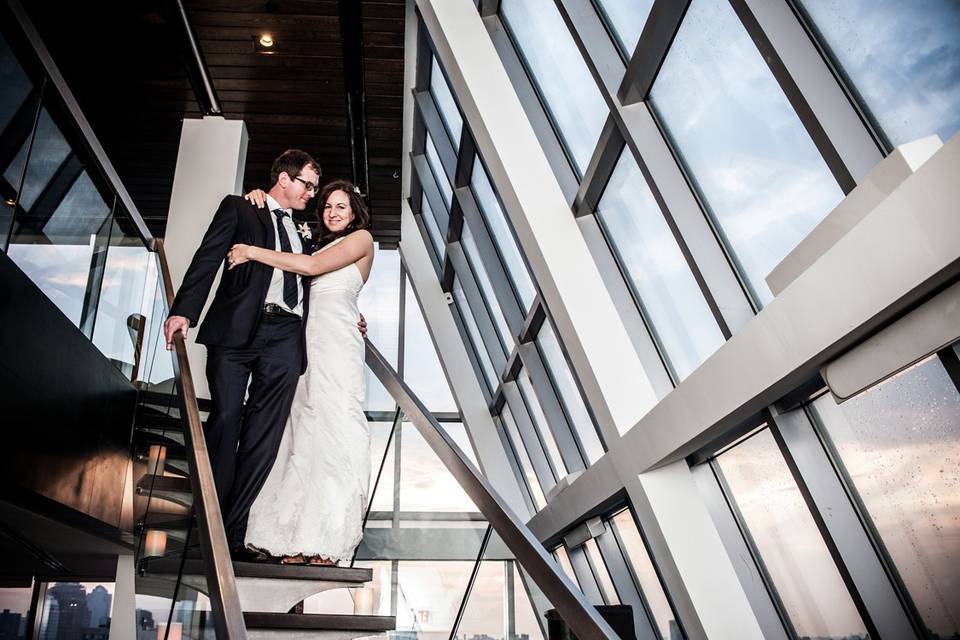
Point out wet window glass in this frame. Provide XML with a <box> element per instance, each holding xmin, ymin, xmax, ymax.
<box><xmin>649</xmin><ymin>0</ymin><xmax>844</xmax><ymax>305</ymax></box>
<box><xmin>797</xmin><ymin>0</ymin><xmax>960</xmax><ymax>148</ymax></box>
<box><xmin>811</xmin><ymin>353</ymin><xmax>960</xmax><ymax>638</ymax></box>
<box><xmin>714</xmin><ymin>428</ymin><xmax>867</xmax><ymax>638</ymax></box>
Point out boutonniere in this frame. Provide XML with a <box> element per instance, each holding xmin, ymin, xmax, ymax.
<box><xmin>297</xmin><ymin>222</ymin><xmax>312</xmax><ymax>240</ymax></box>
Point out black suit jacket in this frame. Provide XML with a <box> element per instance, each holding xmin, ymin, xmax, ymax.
<box><xmin>169</xmin><ymin>195</ymin><xmax>311</xmax><ymax>373</ymax></box>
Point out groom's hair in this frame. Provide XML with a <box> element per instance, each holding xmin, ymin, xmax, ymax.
<box><xmin>270</xmin><ymin>149</ymin><xmax>321</xmax><ymax>186</ymax></box>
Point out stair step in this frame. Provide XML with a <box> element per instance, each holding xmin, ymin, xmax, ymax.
<box><xmin>136</xmin><ymin>475</ymin><xmax>193</xmax><ymax>508</ymax></box>
<box><xmin>141</xmin><ymin>557</ymin><xmax>375</xmax><ymax>613</ymax></box>
<box><xmin>244</xmin><ymin>612</ymin><xmax>395</xmax><ymax>639</ymax></box>
<box><xmin>136</xmin><ymin>426</ymin><xmax>186</xmax><ymax>446</ymax></box>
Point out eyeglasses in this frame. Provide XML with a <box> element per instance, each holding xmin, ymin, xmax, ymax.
<box><xmin>293</xmin><ymin>176</ymin><xmax>319</xmax><ymax>195</ymax></box>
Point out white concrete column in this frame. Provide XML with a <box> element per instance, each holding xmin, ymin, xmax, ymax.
<box><xmin>400</xmin><ymin>200</ymin><xmax>530</xmax><ymax>519</ymax></box>
<box><xmin>416</xmin><ymin>0</ymin><xmax>656</xmax><ymax>440</ymax></box>
<box><xmin>626</xmin><ymin>463</ymin><xmax>765</xmax><ymax>640</ymax></box>
<box><xmin>108</xmin><ymin>554</ymin><xmax>137</xmax><ymax>640</ymax></box>
<box><xmin>164</xmin><ymin>116</ymin><xmax>248</xmax><ymax>398</ymax></box>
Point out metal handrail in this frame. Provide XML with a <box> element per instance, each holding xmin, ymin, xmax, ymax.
<box><xmin>156</xmin><ymin>239</ymin><xmax>247</xmax><ymax>639</ymax></box>
<box><xmin>364</xmin><ymin>341</ymin><xmax>619</xmax><ymax>640</ymax></box>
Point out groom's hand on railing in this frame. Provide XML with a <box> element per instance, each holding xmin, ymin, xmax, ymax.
<box><xmin>164</xmin><ymin>315</ymin><xmax>190</xmax><ymax>350</ymax></box>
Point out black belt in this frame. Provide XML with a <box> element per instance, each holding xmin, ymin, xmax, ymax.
<box><xmin>262</xmin><ymin>303</ymin><xmax>300</xmax><ymax>319</ymax></box>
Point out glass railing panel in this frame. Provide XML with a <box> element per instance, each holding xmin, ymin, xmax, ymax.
<box><xmin>91</xmin><ymin>206</ymin><xmax>155</xmax><ymax>380</ymax></box>
<box><xmin>5</xmin><ymin>95</ymin><xmax>115</xmax><ymax>332</ymax></box>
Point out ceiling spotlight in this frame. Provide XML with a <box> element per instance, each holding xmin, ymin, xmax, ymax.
<box><xmin>253</xmin><ymin>34</ymin><xmax>278</xmax><ymax>54</ymax></box>
<box><xmin>4</xmin><ymin>198</ymin><xmax>15</xmax><ymax>206</ymax></box>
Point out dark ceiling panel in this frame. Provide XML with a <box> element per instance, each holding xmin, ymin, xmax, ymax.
<box><xmin>24</xmin><ymin>0</ymin><xmax>405</xmax><ymax>244</ymax></box>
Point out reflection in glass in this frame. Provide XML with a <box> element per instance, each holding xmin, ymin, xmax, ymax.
<box><xmin>360</xmin><ymin>246</ymin><xmax>400</xmax><ymax>411</ymax></box>
<box><xmin>403</xmin><ymin>280</ymin><xmax>458</xmax><ymax>412</ymax></box>
<box><xmin>91</xmin><ymin>219</ymin><xmax>153</xmax><ymax>379</ymax></box>
<box><xmin>500</xmin><ymin>0</ymin><xmax>607</xmax><ymax>175</ymax></box>
<box><xmin>535</xmin><ymin>320</ymin><xmax>605</xmax><ymax>463</ymax></box>
<box><xmin>593</xmin><ymin>0</ymin><xmax>654</xmax><ymax>58</ymax></box>
<box><xmin>453</xmin><ymin>275</ymin><xmax>501</xmax><ymax>393</ymax></box>
<box><xmin>470</xmin><ymin>160</ymin><xmax>536</xmax><ymax>309</ymax></box>
<box><xmin>431</xmin><ymin>56</ymin><xmax>463</xmax><ymax>151</ymax></box>
<box><xmin>38</xmin><ymin>582</ymin><xmax>114</xmax><ymax>638</ymax></box>
<box><xmin>517</xmin><ymin>368</ymin><xmax>568</xmax><ymax>478</ymax></box>
<box><xmin>460</xmin><ymin>220</ymin><xmax>514</xmax><ymax>353</ymax></box>
<box><xmin>420</xmin><ymin>192</ymin><xmax>446</xmax><ymax>260</ymax></box>
<box><xmin>798</xmin><ymin>0</ymin><xmax>960</xmax><ymax>148</ymax></box>
<box><xmin>400</xmin><ymin>420</ymin><xmax>478</xmax><ymax>512</ymax></box>
<box><xmin>811</xmin><ymin>354</ymin><xmax>960</xmax><ymax>638</ymax></box>
<box><xmin>596</xmin><ymin>150</ymin><xmax>724</xmax><ymax>380</ymax></box>
<box><xmin>425</xmin><ymin>132</ymin><xmax>453</xmax><ymax>208</ymax></box>
<box><xmin>498</xmin><ymin>404</ymin><xmax>548</xmax><ymax>510</ymax></box>
<box><xmin>715</xmin><ymin>428</ymin><xmax>867</xmax><ymax>638</ymax></box>
<box><xmin>649</xmin><ymin>0</ymin><xmax>844</xmax><ymax>304</ymax></box>
<box><xmin>610</xmin><ymin>509</ymin><xmax>679</xmax><ymax>640</ymax></box>
<box><xmin>0</xmin><ymin>31</ymin><xmax>36</xmax><ymax>248</ymax></box>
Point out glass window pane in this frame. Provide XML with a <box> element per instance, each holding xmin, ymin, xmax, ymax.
<box><xmin>593</xmin><ymin>0</ymin><xmax>654</xmax><ymax>58</ymax></box>
<box><xmin>470</xmin><ymin>160</ymin><xmax>537</xmax><ymax>309</ymax></box>
<box><xmin>396</xmin><ymin>562</ymin><xmax>475</xmax><ymax>635</ymax></box>
<box><xmin>0</xmin><ymin>31</ymin><xmax>37</xmax><ymax>248</ymax></box>
<box><xmin>360</xmin><ymin>246</ymin><xmax>400</xmax><ymax>412</ymax></box>
<box><xmin>39</xmin><ymin>582</ymin><xmax>115</xmax><ymax>638</ymax></box>
<box><xmin>456</xmin><ymin>561</ymin><xmax>507</xmax><ymax>640</ymax></box>
<box><xmin>500</xmin><ymin>0</ymin><xmax>607</xmax><ymax>175</ymax></box>
<box><xmin>420</xmin><ymin>192</ymin><xmax>446</xmax><ymax>260</ymax></box>
<box><xmin>0</xmin><ymin>586</ymin><xmax>32</xmax><ymax>639</ymax></box>
<box><xmin>91</xmin><ymin>214</ymin><xmax>153</xmax><ymax>379</ymax></box>
<box><xmin>368</xmin><ymin>420</ymin><xmax>396</xmax><ymax>512</ymax></box>
<box><xmin>553</xmin><ymin>546</ymin><xmax>581</xmax><ymax>589</ymax></box>
<box><xmin>583</xmin><ymin>538</ymin><xmax>620</xmax><ymax>605</ymax></box>
<box><xmin>403</xmin><ymin>278</ymin><xmax>458</xmax><ymax>412</ymax></box>
<box><xmin>425</xmin><ymin>132</ymin><xmax>453</xmax><ymax>209</ymax></box>
<box><xmin>400</xmin><ymin>421</ymin><xmax>478</xmax><ymax>512</ymax></box>
<box><xmin>715</xmin><ymin>428</ymin><xmax>867</xmax><ymax>638</ymax></box>
<box><xmin>499</xmin><ymin>404</ymin><xmax>548</xmax><ymax>510</ymax></box>
<box><xmin>453</xmin><ymin>276</ymin><xmax>501</xmax><ymax>392</ymax></box>
<box><xmin>798</xmin><ymin>0</ymin><xmax>960</xmax><ymax>148</ymax></box>
<box><xmin>535</xmin><ymin>320</ymin><xmax>605</xmax><ymax>464</ymax></box>
<box><xmin>430</xmin><ymin>56</ymin><xmax>463</xmax><ymax>151</ymax></box>
<box><xmin>517</xmin><ymin>368</ymin><xmax>568</xmax><ymax>478</ymax></box>
<box><xmin>811</xmin><ymin>354</ymin><xmax>960</xmax><ymax>638</ymax></box>
<box><xmin>596</xmin><ymin>150</ymin><xmax>724</xmax><ymax>380</ymax></box>
<box><xmin>460</xmin><ymin>220</ymin><xmax>514</xmax><ymax>354</ymax></box>
<box><xmin>649</xmin><ymin>0</ymin><xmax>844</xmax><ymax>305</ymax></box>
<box><xmin>611</xmin><ymin>509</ymin><xmax>680</xmax><ymax>640</ymax></box>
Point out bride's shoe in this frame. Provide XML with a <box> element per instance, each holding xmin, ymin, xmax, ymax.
<box><xmin>280</xmin><ymin>553</ymin><xmax>307</xmax><ymax>565</ymax></box>
<box><xmin>306</xmin><ymin>555</ymin><xmax>338</xmax><ymax>566</ymax></box>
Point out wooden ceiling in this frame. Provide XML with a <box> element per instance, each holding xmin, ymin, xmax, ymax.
<box><xmin>25</xmin><ymin>0</ymin><xmax>404</xmax><ymax>245</ymax></box>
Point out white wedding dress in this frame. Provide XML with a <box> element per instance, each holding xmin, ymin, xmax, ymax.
<box><xmin>246</xmin><ymin>238</ymin><xmax>370</xmax><ymax>562</ymax></box>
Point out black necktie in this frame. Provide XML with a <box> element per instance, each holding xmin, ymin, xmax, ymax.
<box><xmin>272</xmin><ymin>209</ymin><xmax>299</xmax><ymax>309</ymax></box>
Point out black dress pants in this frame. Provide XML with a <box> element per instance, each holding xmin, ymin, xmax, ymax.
<box><xmin>204</xmin><ymin>313</ymin><xmax>302</xmax><ymax>551</ymax></box>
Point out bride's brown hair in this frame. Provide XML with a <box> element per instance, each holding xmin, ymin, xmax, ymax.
<box><xmin>314</xmin><ymin>179</ymin><xmax>371</xmax><ymax>247</ymax></box>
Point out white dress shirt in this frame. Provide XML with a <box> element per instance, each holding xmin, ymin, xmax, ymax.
<box><xmin>264</xmin><ymin>194</ymin><xmax>304</xmax><ymax>316</ymax></box>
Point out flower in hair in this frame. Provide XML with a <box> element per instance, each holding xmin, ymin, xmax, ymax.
<box><xmin>353</xmin><ymin>185</ymin><xmax>362</xmax><ymax>196</ymax></box>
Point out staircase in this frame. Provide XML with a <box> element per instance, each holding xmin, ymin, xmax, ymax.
<box><xmin>132</xmin><ymin>391</ymin><xmax>397</xmax><ymax>639</ymax></box>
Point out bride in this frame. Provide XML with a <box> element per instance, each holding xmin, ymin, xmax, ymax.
<box><xmin>226</xmin><ymin>179</ymin><xmax>374</xmax><ymax>565</ymax></box>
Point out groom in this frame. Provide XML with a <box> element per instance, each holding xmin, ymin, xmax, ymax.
<box><xmin>164</xmin><ymin>149</ymin><xmax>325</xmax><ymax>560</ymax></box>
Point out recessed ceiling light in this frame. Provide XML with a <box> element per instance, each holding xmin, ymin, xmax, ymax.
<box><xmin>4</xmin><ymin>198</ymin><xmax>15</xmax><ymax>206</ymax></box>
<box><xmin>253</xmin><ymin>34</ymin><xmax>278</xmax><ymax>54</ymax></box>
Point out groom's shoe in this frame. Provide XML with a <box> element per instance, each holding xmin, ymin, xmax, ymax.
<box><xmin>231</xmin><ymin>545</ymin><xmax>274</xmax><ymax>563</ymax></box>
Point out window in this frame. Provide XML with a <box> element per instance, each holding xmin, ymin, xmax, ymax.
<box><xmin>419</xmin><ymin>192</ymin><xmax>446</xmax><ymax>260</ymax></box>
<box><xmin>424</xmin><ymin>132</ymin><xmax>453</xmax><ymax>208</ymax></box>
<box><xmin>516</xmin><ymin>368</ymin><xmax>569</xmax><ymax>479</ymax></box>
<box><xmin>470</xmin><ymin>160</ymin><xmax>536</xmax><ymax>309</ymax></box>
<box><xmin>649</xmin><ymin>0</ymin><xmax>844</xmax><ymax>305</ymax></box>
<box><xmin>452</xmin><ymin>276</ymin><xmax>500</xmax><ymax>393</ymax></box>
<box><xmin>534</xmin><ymin>319</ymin><xmax>605</xmax><ymax>464</ymax></box>
<box><xmin>403</xmin><ymin>280</ymin><xmax>458</xmax><ymax>412</ymax></box>
<box><xmin>798</xmin><ymin>0</ymin><xmax>960</xmax><ymax>148</ymax></box>
<box><xmin>592</xmin><ymin>0</ymin><xmax>654</xmax><ymax>59</ymax></box>
<box><xmin>500</xmin><ymin>0</ymin><xmax>607</xmax><ymax>175</ymax></box>
<box><xmin>596</xmin><ymin>150</ymin><xmax>724</xmax><ymax>380</ymax></box>
<box><xmin>460</xmin><ymin>219</ymin><xmax>514</xmax><ymax>353</ymax></box>
<box><xmin>810</xmin><ymin>352</ymin><xmax>960</xmax><ymax>638</ymax></box>
<box><xmin>359</xmin><ymin>247</ymin><xmax>401</xmax><ymax>411</ymax></box>
<box><xmin>714</xmin><ymin>428</ymin><xmax>867</xmax><ymax>638</ymax></box>
<box><xmin>498</xmin><ymin>404</ymin><xmax>548</xmax><ymax>510</ymax></box>
<box><xmin>430</xmin><ymin>56</ymin><xmax>463</xmax><ymax>151</ymax></box>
